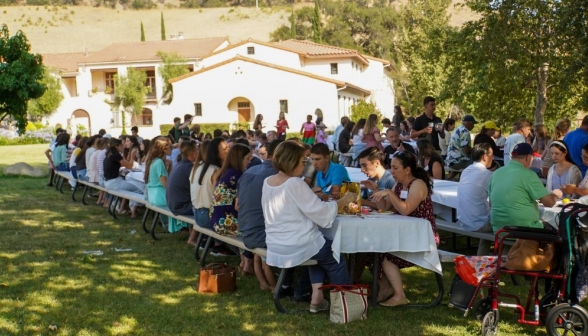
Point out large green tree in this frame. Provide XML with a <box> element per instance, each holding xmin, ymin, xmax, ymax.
<box><xmin>113</xmin><ymin>68</ymin><xmax>150</xmax><ymax>134</ymax></box>
<box><xmin>444</xmin><ymin>0</ymin><xmax>587</xmax><ymax>128</ymax></box>
<box><xmin>0</xmin><ymin>25</ymin><xmax>45</xmax><ymax>134</ymax></box>
<box><xmin>157</xmin><ymin>51</ymin><xmax>190</xmax><ymax>104</ymax></box>
<box><xmin>27</xmin><ymin>67</ymin><xmax>64</xmax><ymax>121</ymax></box>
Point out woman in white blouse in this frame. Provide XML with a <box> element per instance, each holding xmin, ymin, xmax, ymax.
<box><xmin>545</xmin><ymin>140</ymin><xmax>582</xmax><ymax>199</ymax></box>
<box><xmin>262</xmin><ymin>141</ymin><xmax>356</xmax><ymax>313</ymax></box>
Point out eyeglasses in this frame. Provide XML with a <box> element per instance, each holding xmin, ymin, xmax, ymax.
<box><xmin>582</xmin><ymin>155</ymin><xmax>588</xmax><ymax>160</ymax></box>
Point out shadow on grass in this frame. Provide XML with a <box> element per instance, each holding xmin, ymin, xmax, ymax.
<box><xmin>0</xmin><ymin>178</ymin><xmax>552</xmax><ymax>335</ymax></box>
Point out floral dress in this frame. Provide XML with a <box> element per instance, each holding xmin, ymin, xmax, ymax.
<box><xmin>368</xmin><ymin>179</ymin><xmax>440</xmax><ymax>278</ymax></box>
<box><xmin>210</xmin><ymin>168</ymin><xmax>243</xmax><ymax>236</ymax></box>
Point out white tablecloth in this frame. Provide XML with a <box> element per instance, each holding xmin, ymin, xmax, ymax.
<box><xmin>126</xmin><ymin>171</ymin><xmax>146</xmax><ymax>192</ymax></box>
<box><xmin>320</xmin><ymin>214</ymin><xmax>442</xmax><ymax>274</ymax></box>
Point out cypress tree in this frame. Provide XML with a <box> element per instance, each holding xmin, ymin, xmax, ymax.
<box><xmin>290</xmin><ymin>6</ymin><xmax>296</xmax><ymax>39</ymax></box>
<box><xmin>312</xmin><ymin>0</ymin><xmax>321</xmax><ymax>43</ymax></box>
<box><xmin>140</xmin><ymin>21</ymin><xmax>145</xmax><ymax>42</ymax></box>
<box><xmin>161</xmin><ymin>12</ymin><xmax>166</xmax><ymax>41</ymax></box>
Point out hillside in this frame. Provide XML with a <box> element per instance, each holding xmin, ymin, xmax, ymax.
<box><xmin>0</xmin><ymin>6</ymin><xmax>289</xmax><ymax>53</ymax></box>
<box><xmin>0</xmin><ymin>2</ymin><xmax>477</xmax><ymax>54</ymax></box>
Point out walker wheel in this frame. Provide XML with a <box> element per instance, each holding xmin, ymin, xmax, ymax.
<box><xmin>473</xmin><ymin>298</ymin><xmax>492</xmax><ymax>321</ymax></box>
<box><xmin>481</xmin><ymin>310</ymin><xmax>499</xmax><ymax>336</ymax></box>
<box><xmin>545</xmin><ymin>303</ymin><xmax>588</xmax><ymax>336</ymax></box>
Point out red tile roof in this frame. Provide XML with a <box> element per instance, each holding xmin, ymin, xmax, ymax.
<box><xmin>42</xmin><ymin>52</ymin><xmax>93</xmax><ymax>76</ymax></box>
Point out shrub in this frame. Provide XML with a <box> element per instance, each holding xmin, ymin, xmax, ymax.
<box><xmin>26</xmin><ymin>123</ymin><xmax>37</xmax><ymax>132</ymax></box>
<box><xmin>0</xmin><ymin>128</ymin><xmax>53</xmax><ymax>146</ymax></box>
<box><xmin>350</xmin><ymin>100</ymin><xmax>383</xmax><ymax>123</ymax></box>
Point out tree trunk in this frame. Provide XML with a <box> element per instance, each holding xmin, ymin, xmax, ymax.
<box><xmin>535</xmin><ymin>62</ymin><xmax>549</xmax><ymax>125</ymax></box>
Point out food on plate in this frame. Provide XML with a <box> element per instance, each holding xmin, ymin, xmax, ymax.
<box><xmin>562</xmin><ymin>198</ymin><xmax>571</xmax><ymax>205</ymax></box>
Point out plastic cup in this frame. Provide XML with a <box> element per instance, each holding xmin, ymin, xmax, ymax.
<box><xmin>361</xmin><ymin>206</ymin><xmax>370</xmax><ymax>215</ymax></box>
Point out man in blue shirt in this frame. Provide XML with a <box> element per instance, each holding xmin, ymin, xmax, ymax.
<box><xmin>166</xmin><ymin>141</ymin><xmax>197</xmax><ymax>244</ymax></box>
<box><xmin>237</xmin><ymin>140</ymin><xmax>311</xmax><ymax>301</ymax></box>
<box><xmin>564</xmin><ymin>116</ymin><xmax>588</xmax><ymax>175</ymax></box>
<box><xmin>311</xmin><ymin>143</ymin><xmax>350</xmax><ymax>200</ymax></box>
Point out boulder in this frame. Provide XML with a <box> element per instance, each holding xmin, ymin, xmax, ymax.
<box><xmin>4</xmin><ymin>162</ymin><xmax>45</xmax><ymax>177</ymax></box>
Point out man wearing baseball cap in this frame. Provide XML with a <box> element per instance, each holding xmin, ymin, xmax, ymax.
<box><xmin>446</xmin><ymin>115</ymin><xmax>478</xmax><ymax>171</ymax></box>
<box><xmin>474</xmin><ymin>120</ymin><xmax>503</xmax><ymax>158</ymax></box>
<box><xmin>488</xmin><ymin>143</ymin><xmax>562</xmax><ymax>233</ymax></box>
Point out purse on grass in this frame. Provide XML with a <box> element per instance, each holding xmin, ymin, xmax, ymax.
<box><xmin>319</xmin><ymin>284</ymin><xmax>369</xmax><ymax>324</ymax></box>
<box><xmin>198</xmin><ymin>263</ymin><xmax>237</xmax><ymax>293</ymax></box>
<box><xmin>503</xmin><ymin>239</ymin><xmax>557</xmax><ymax>272</ymax></box>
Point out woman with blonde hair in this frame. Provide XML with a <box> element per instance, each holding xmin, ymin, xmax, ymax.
<box><xmin>275</xmin><ymin>112</ymin><xmax>289</xmax><ymax>141</ymax></box>
<box><xmin>532</xmin><ymin>124</ymin><xmax>551</xmax><ymax>155</ymax></box>
<box><xmin>253</xmin><ymin>114</ymin><xmax>264</xmax><ymax>132</ymax></box>
<box><xmin>362</xmin><ymin>113</ymin><xmax>385</xmax><ymax>150</ymax></box>
<box><xmin>542</xmin><ymin>118</ymin><xmax>571</xmax><ymax>177</ymax></box>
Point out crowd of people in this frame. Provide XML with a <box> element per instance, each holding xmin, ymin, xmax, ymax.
<box><xmin>43</xmin><ymin>96</ymin><xmax>588</xmax><ymax>312</ymax></box>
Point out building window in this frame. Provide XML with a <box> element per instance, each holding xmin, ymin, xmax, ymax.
<box><xmin>247</xmin><ymin>46</ymin><xmax>255</xmax><ymax>55</ymax></box>
<box><xmin>194</xmin><ymin>103</ymin><xmax>202</xmax><ymax>116</ymax></box>
<box><xmin>279</xmin><ymin>100</ymin><xmax>288</xmax><ymax>113</ymax></box>
<box><xmin>140</xmin><ymin>108</ymin><xmax>153</xmax><ymax>126</ymax></box>
<box><xmin>105</xmin><ymin>72</ymin><xmax>116</xmax><ymax>93</ymax></box>
<box><xmin>238</xmin><ymin>102</ymin><xmax>250</xmax><ymax>108</ymax></box>
<box><xmin>331</xmin><ymin>63</ymin><xmax>338</xmax><ymax>75</ymax></box>
<box><xmin>145</xmin><ymin>70</ymin><xmax>156</xmax><ymax>99</ymax></box>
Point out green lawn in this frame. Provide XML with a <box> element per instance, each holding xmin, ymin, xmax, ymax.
<box><xmin>0</xmin><ymin>145</ymin><xmax>556</xmax><ymax>335</ymax></box>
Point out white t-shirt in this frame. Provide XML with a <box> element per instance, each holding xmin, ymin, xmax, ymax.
<box><xmin>457</xmin><ymin>162</ymin><xmax>493</xmax><ymax>231</ymax></box>
<box><xmin>190</xmin><ymin>164</ymin><xmax>218</xmax><ymax>209</ymax></box>
<box><xmin>503</xmin><ymin>133</ymin><xmax>525</xmax><ymax>166</ymax></box>
<box><xmin>262</xmin><ymin>177</ymin><xmax>338</xmax><ymax>268</ymax></box>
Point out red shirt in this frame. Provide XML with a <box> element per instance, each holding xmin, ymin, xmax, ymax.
<box><xmin>276</xmin><ymin>120</ymin><xmax>289</xmax><ymax>135</ymax></box>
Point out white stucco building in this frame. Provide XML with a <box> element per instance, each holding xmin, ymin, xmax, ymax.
<box><xmin>43</xmin><ymin>38</ymin><xmax>394</xmax><ymax>138</ymax></box>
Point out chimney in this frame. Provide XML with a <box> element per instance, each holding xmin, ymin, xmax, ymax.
<box><xmin>84</xmin><ymin>47</ymin><xmax>88</xmax><ymax>57</ymax></box>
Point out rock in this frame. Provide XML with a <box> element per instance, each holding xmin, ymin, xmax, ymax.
<box><xmin>4</xmin><ymin>162</ymin><xmax>46</xmax><ymax>177</ymax></box>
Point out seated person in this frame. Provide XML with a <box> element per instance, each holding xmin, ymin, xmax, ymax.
<box><xmin>371</xmin><ymin>151</ymin><xmax>440</xmax><ymax>306</ymax></box>
<box><xmin>417</xmin><ymin>139</ymin><xmax>445</xmax><ymax>180</ymax></box>
<box><xmin>52</xmin><ymin>133</ymin><xmax>71</xmax><ymax>171</ymax></box>
<box><xmin>234</xmin><ymin>138</ymin><xmax>262</xmax><ymax>168</ymax></box>
<box><xmin>383</xmin><ymin>127</ymin><xmax>415</xmax><ymax>169</ymax></box>
<box><xmin>457</xmin><ymin>143</ymin><xmax>495</xmax><ymax>255</ymax></box>
<box><xmin>171</xmin><ymin>136</ymin><xmax>190</xmax><ymax>168</ymax></box>
<box><xmin>358</xmin><ymin>147</ymin><xmax>395</xmax><ymax>209</ymax></box>
<box><xmin>561</xmin><ymin>144</ymin><xmax>588</xmax><ymax>197</ymax></box>
<box><xmin>310</xmin><ymin>143</ymin><xmax>350</xmax><ymax>200</ymax></box>
<box><xmin>544</xmin><ymin>140</ymin><xmax>581</xmax><ymax>199</ymax></box>
<box><xmin>488</xmin><ymin>143</ymin><xmax>562</xmax><ymax>233</ymax></box>
<box><xmin>446</xmin><ymin>115</ymin><xmax>477</xmax><ymax>171</ymax></box>
<box><xmin>145</xmin><ymin>138</ymin><xmax>173</xmax><ymax>223</ymax></box>
<box><xmin>103</xmin><ymin>138</ymin><xmax>143</xmax><ymax>217</ymax></box>
<box><xmin>167</xmin><ymin>141</ymin><xmax>198</xmax><ymax>243</ymax></box>
<box><xmin>474</xmin><ymin>121</ymin><xmax>503</xmax><ymax>158</ymax></box>
<box><xmin>262</xmin><ymin>141</ymin><xmax>355</xmax><ymax>313</ymax></box>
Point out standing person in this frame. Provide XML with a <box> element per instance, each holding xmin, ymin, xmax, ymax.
<box><xmin>564</xmin><ymin>116</ymin><xmax>588</xmax><ymax>176</ymax></box>
<box><xmin>332</xmin><ymin>116</ymin><xmax>349</xmax><ymax>152</ymax></box>
<box><xmin>175</xmin><ymin>114</ymin><xmax>192</xmax><ymax>142</ymax></box>
<box><xmin>167</xmin><ymin>141</ymin><xmax>199</xmax><ymax>243</ymax></box>
<box><xmin>542</xmin><ymin>118</ymin><xmax>571</xmax><ymax>177</ymax></box>
<box><xmin>532</xmin><ymin>124</ymin><xmax>551</xmax><ymax>155</ymax></box>
<box><xmin>131</xmin><ymin>126</ymin><xmax>143</xmax><ymax>143</ymax></box>
<box><xmin>253</xmin><ymin>114</ymin><xmax>264</xmax><ymax>132</ymax></box>
<box><xmin>446</xmin><ymin>115</ymin><xmax>478</xmax><ymax>170</ymax></box>
<box><xmin>410</xmin><ymin>96</ymin><xmax>445</xmax><ymax>151</ymax></box>
<box><xmin>275</xmin><ymin>112</ymin><xmax>289</xmax><ymax>141</ymax></box>
<box><xmin>210</xmin><ymin>144</ymin><xmax>253</xmax><ymax>271</ymax></box>
<box><xmin>382</xmin><ymin>118</ymin><xmax>392</xmax><ymax>129</ymax></box>
<box><xmin>398</xmin><ymin>120</ymin><xmax>412</xmax><ymax>142</ymax></box>
<box><xmin>315</xmin><ymin>109</ymin><xmax>323</xmax><ymax>126</ymax></box>
<box><xmin>392</xmin><ymin>105</ymin><xmax>405</xmax><ymax>128</ymax></box>
<box><xmin>300</xmin><ymin>115</ymin><xmax>316</xmax><ymax>145</ymax></box>
<box><xmin>474</xmin><ymin>121</ymin><xmax>502</xmax><ymax>158</ymax></box>
<box><xmin>457</xmin><ymin>143</ymin><xmax>495</xmax><ymax>255</ymax></box>
<box><xmin>544</xmin><ymin>140</ymin><xmax>582</xmax><ymax>198</ymax></box>
<box><xmin>337</xmin><ymin>121</ymin><xmax>354</xmax><ymax>154</ymax></box>
<box><xmin>383</xmin><ymin>128</ymin><xmax>416</xmax><ymax>169</ymax></box>
<box><xmin>262</xmin><ymin>141</ymin><xmax>355</xmax><ymax>313</ymax></box>
<box><xmin>362</xmin><ymin>114</ymin><xmax>385</xmax><ymax>150</ymax></box>
<box><xmin>494</xmin><ymin>129</ymin><xmax>506</xmax><ymax>148</ymax></box>
<box><xmin>316</xmin><ymin>123</ymin><xmax>328</xmax><ymax>145</ymax></box>
<box><xmin>190</xmin><ymin>124</ymin><xmax>201</xmax><ymax>141</ymax></box>
<box><xmin>417</xmin><ymin>139</ymin><xmax>445</xmax><ymax>180</ymax></box>
<box><xmin>503</xmin><ymin>118</ymin><xmax>531</xmax><ymax>166</ymax></box>
<box><xmin>52</xmin><ymin>133</ymin><xmax>71</xmax><ymax>171</ymax></box>
<box><xmin>370</xmin><ymin>151</ymin><xmax>440</xmax><ymax>306</ymax></box>
<box><xmin>438</xmin><ymin>118</ymin><xmax>455</xmax><ymax>160</ymax></box>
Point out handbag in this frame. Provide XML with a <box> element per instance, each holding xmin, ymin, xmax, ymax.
<box><xmin>503</xmin><ymin>239</ymin><xmax>557</xmax><ymax>272</ymax></box>
<box><xmin>198</xmin><ymin>263</ymin><xmax>237</xmax><ymax>293</ymax></box>
<box><xmin>319</xmin><ymin>284</ymin><xmax>369</xmax><ymax>324</ymax></box>
<box><xmin>454</xmin><ymin>255</ymin><xmax>499</xmax><ymax>286</ymax></box>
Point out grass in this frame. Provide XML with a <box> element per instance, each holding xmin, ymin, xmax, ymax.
<box><xmin>0</xmin><ymin>144</ymin><xmax>569</xmax><ymax>335</ymax></box>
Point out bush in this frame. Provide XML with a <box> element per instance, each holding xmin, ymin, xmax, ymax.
<box><xmin>0</xmin><ymin>127</ymin><xmax>53</xmax><ymax>146</ymax></box>
<box><xmin>26</xmin><ymin>123</ymin><xmax>37</xmax><ymax>132</ymax></box>
<box><xmin>159</xmin><ymin>123</ymin><xmax>231</xmax><ymax>137</ymax></box>
<box><xmin>350</xmin><ymin>100</ymin><xmax>383</xmax><ymax>123</ymax></box>
<box><xmin>0</xmin><ymin>137</ymin><xmax>47</xmax><ymax>146</ymax></box>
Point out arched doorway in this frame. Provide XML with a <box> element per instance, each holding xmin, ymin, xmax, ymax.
<box><xmin>70</xmin><ymin>109</ymin><xmax>91</xmax><ymax>135</ymax></box>
<box><xmin>227</xmin><ymin>97</ymin><xmax>255</xmax><ymax>124</ymax></box>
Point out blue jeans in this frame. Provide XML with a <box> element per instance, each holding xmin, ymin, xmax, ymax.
<box><xmin>105</xmin><ymin>177</ymin><xmax>143</xmax><ymax>207</ymax></box>
<box><xmin>308</xmin><ymin>239</ymin><xmax>351</xmax><ymax>285</ymax></box>
<box><xmin>194</xmin><ymin>207</ymin><xmax>210</xmax><ymax>229</ymax></box>
<box><xmin>77</xmin><ymin>168</ymin><xmax>88</xmax><ymax>181</ymax></box>
<box><xmin>55</xmin><ymin>163</ymin><xmax>69</xmax><ymax>171</ymax></box>
<box><xmin>71</xmin><ymin>166</ymin><xmax>78</xmax><ymax>179</ymax></box>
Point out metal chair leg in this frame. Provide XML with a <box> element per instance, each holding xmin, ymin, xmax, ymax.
<box><xmin>141</xmin><ymin>209</ymin><xmax>151</xmax><ymax>233</ymax></box>
<box><xmin>150</xmin><ymin>212</ymin><xmax>160</xmax><ymax>240</ymax></box>
<box><xmin>273</xmin><ymin>268</ymin><xmax>290</xmax><ymax>314</ymax></box>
